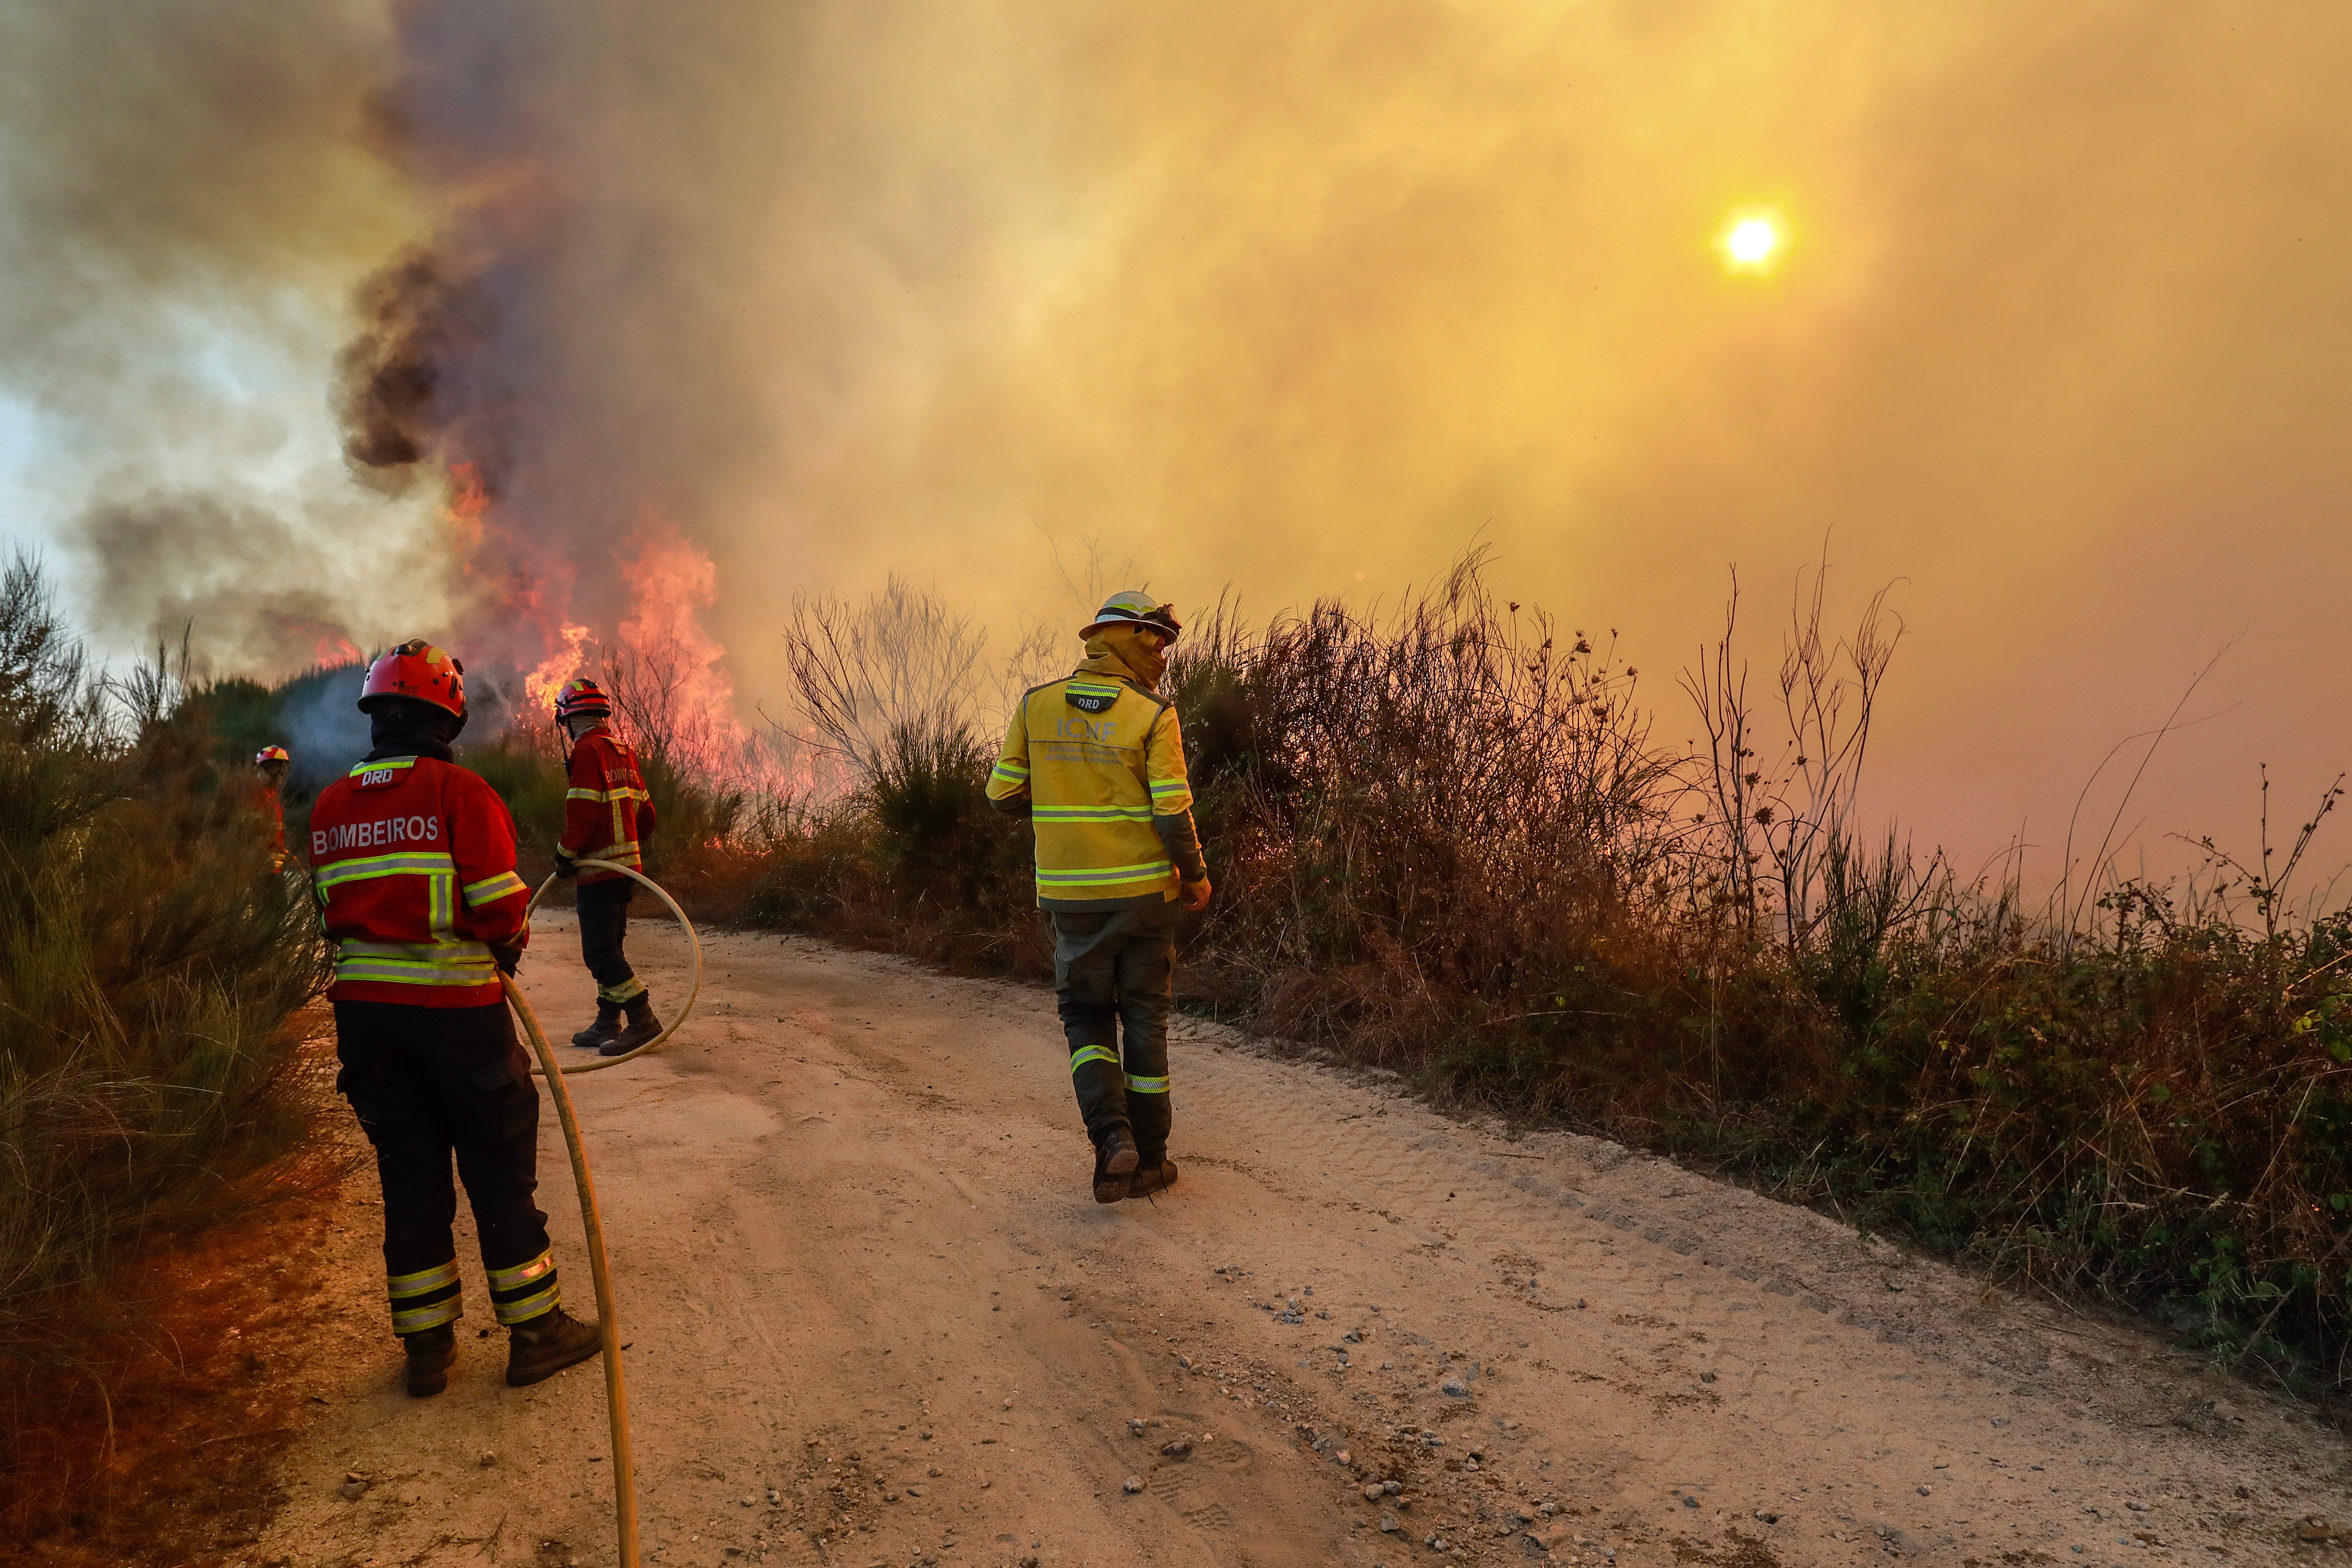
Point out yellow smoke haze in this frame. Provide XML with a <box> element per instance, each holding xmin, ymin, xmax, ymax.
<box><xmin>3</xmin><ymin>0</ymin><xmax>2349</xmax><ymax>872</ymax></box>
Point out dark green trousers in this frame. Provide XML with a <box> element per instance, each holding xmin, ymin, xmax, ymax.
<box><xmin>1049</xmin><ymin>898</ymin><xmax>1177</xmax><ymax>1157</ymax></box>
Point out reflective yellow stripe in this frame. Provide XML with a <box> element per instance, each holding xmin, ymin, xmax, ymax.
<box><xmin>388</xmin><ymin>1259</ymin><xmax>460</xmax><ymax>1295</ymax></box>
<box><xmin>392</xmin><ymin>1297</ymin><xmax>461</xmax><ymax>1334</ymax></box>
<box><xmin>337</xmin><ymin>962</ymin><xmax>498</xmax><ymax>987</ymax></box>
<box><xmin>1125</xmin><ymin>1073</ymin><xmax>1170</xmax><ymax>1094</ymax></box>
<box><xmin>596</xmin><ymin>976</ymin><xmax>647</xmax><ymax>1003</ymax></box>
<box><xmin>487</xmin><ymin>1248</ymin><xmax>555</xmax><ymax>1292</ymax></box>
<box><xmin>1148</xmin><ymin>778</ymin><xmax>1188</xmax><ymax>796</ymax></box>
<box><xmin>347</xmin><ymin>756</ymin><xmax>421</xmax><ymax>778</ymax></box>
<box><xmin>495</xmin><ymin>1282</ymin><xmax>560</xmax><ymax>1325</ymax></box>
<box><xmin>1033</xmin><ymin>805</ymin><xmax>1154</xmax><ymax>822</ymax></box>
<box><xmin>1071</xmin><ymin>1045</ymin><xmax>1120</xmax><ymax>1071</ymax></box>
<box><xmin>462</xmin><ymin>870</ymin><xmax>528</xmax><ymax>906</ymax></box>
<box><xmin>313</xmin><ymin>850</ymin><xmax>458</xmax><ymax>888</ymax></box>
<box><xmin>567</xmin><ymin>786</ymin><xmax>651</xmax><ymax>802</ymax></box>
<box><xmin>336</xmin><ymin>938</ymin><xmax>497</xmax><ymax>988</ymax></box>
<box><xmin>1035</xmin><ymin>860</ymin><xmax>1172</xmax><ymax>885</ymax></box>
<box><xmin>338</xmin><ymin>938</ymin><xmax>492</xmax><ymax>961</ymax></box>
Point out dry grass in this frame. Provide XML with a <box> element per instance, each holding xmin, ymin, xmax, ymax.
<box><xmin>724</xmin><ymin>555</ymin><xmax>2352</xmax><ymax>1395</ymax></box>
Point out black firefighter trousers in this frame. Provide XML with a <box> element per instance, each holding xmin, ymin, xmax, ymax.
<box><xmin>576</xmin><ymin>876</ymin><xmax>645</xmax><ymax>1006</ymax></box>
<box><xmin>333</xmin><ymin>1000</ymin><xmax>562</xmax><ymax>1337</ymax></box>
<box><xmin>1049</xmin><ymin>898</ymin><xmax>1178</xmax><ymax>1158</ymax></box>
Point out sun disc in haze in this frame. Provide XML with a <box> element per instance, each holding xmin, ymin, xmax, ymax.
<box><xmin>1719</xmin><ymin>211</ymin><xmax>1784</xmax><ymax>273</ymax></box>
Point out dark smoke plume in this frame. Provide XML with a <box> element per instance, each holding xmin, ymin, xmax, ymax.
<box><xmin>328</xmin><ymin>0</ymin><xmax>796</xmax><ymax>663</ymax></box>
<box><xmin>338</xmin><ymin>247</ymin><xmax>509</xmax><ymax>486</ymax></box>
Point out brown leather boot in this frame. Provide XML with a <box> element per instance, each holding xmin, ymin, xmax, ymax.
<box><xmin>1093</xmin><ymin>1127</ymin><xmax>1139</xmax><ymax>1204</ymax></box>
<box><xmin>505</xmin><ymin>1306</ymin><xmax>604</xmax><ymax>1386</ymax></box>
<box><xmin>403</xmin><ymin>1323</ymin><xmax>456</xmax><ymax>1398</ymax></box>
<box><xmin>599</xmin><ymin>996</ymin><xmax>662</xmax><ymax>1056</ymax></box>
<box><xmin>1127</xmin><ymin>1157</ymin><xmax>1179</xmax><ymax>1198</ymax></box>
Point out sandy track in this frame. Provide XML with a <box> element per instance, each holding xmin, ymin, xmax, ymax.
<box><xmin>255</xmin><ymin>916</ymin><xmax>2352</xmax><ymax>1568</ymax></box>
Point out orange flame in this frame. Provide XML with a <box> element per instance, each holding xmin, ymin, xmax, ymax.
<box><xmin>313</xmin><ymin>632</ymin><xmax>365</xmax><ymax>668</ymax></box>
<box><xmin>524</xmin><ymin>622</ymin><xmax>594</xmax><ymax>718</ymax></box>
<box><xmin>617</xmin><ymin>518</ymin><xmax>733</xmax><ymax>710</ymax></box>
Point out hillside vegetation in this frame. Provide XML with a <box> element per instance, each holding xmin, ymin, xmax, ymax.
<box><xmin>728</xmin><ymin>560</ymin><xmax>2352</xmax><ymax>1397</ymax></box>
<box><xmin>0</xmin><ymin>557</ymin><xmax>337</xmax><ymax>1541</ymax></box>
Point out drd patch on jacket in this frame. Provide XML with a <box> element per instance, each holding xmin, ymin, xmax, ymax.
<box><xmin>1065</xmin><ymin>687</ymin><xmax>1118</xmax><ymax>715</ymax></box>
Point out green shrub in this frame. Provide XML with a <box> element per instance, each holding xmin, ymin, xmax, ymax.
<box><xmin>0</xmin><ymin>555</ymin><xmax>335</xmax><ymax>1529</ymax></box>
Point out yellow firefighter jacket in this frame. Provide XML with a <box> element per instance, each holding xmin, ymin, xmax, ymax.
<box><xmin>987</xmin><ymin>666</ymin><xmax>1199</xmax><ymax>910</ymax></box>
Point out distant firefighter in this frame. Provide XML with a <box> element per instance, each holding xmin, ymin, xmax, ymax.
<box><xmin>308</xmin><ymin>640</ymin><xmax>603</xmax><ymax>1398</ymax></box>
<box><xmin>551</xmin><ymin>677</ymin><xmax>663</xmax><ymax>1056</ymax></box>
<box><xmin>252</xmin><ymin>744</ymin><xmax>291</xmax><ymax>871</ymax></box>
<box><xmin>987</xmin><ymin>590</ymin><xmax>1211</xmax><ymax>1203</ymax></box>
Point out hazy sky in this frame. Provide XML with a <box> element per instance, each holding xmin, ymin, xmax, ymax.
<box><xmin>3</xmin><ymin>1</ymin><xmax>2349</xmax><ymax>877</ymax></box>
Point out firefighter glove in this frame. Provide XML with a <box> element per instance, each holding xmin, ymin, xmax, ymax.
<box><xmin>490</xmin><ymin>943</ymin><xmax>525</xmax><ymax>976</ymax></box>
<box><xmin>553</xmin><ymin>850</ymin><xmax>578</xmax><ymax>881</ymax></box>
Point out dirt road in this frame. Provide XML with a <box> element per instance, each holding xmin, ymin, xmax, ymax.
<box><xmin>255</xmin><ymin>915</ymin><xmax>2351</xmax><ymax>1568</ymax></box>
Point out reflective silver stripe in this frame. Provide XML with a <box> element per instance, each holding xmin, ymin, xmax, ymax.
<box><xmin>1033</xmin><ymin>805</ymin><xmax>1155</xmax><ymax>821</ymax></box>
<box><xmin>567</xmin><ymin>786</ymin><xmax>650</xmax><ymax>802</ymax></box>
<box><xmin>388</xmin><ymin>1259</ymin><xmax>460</xmax><ymax>1295</ymax></box>
<box><xmin>392</xmin><ymin>1297</ymin><xmax>461</xmax><ymax>1334</ymax></box>
<box><xmin>1148</xmin><ymin>778</ymin><xmax>1189</xmax><ymax>795</ymax></box>
<box><xmin>487</xmin><ymin>1248</ymin><xmax>555</xmax><ymax>1292</ymax></box>
<box><xmin>1071</xmin><ymin>1045</ymin><xmax>1120</xmax><ymax>1070</ymax></box>
<box><xmin>462</xmin><ymin>870</ymin><xmax>528</xmax><ymax>906</ymax></box>
<box><xmin>1125</xmin><ymin>1073</ymin><xmax>1170</xmax><ymax>1094</ymax></box>
<box><xmin>494</xmin><ymin>1281</ymin><xmax>560</xmax><ymax>1324</ymax></box>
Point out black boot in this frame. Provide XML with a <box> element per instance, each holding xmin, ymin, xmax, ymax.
<box><xmin>1093</xmin><ymin>1126</ymin><xmax>1140</xmax><ymax>1204</ymax></box>
<box><xmin>571</xmin><ymin>1004</ymin><xmax>621</xmax><ymax>1048</ymax></box>
<box><xmin>505</xmin><ymin>1306</ymin><xmax>604</xmax><ymax>1386</ymax></box>
<box><xmin>403</xmin><ymin>1323</ymin><xmax>456</xmax><ymax>1398</ymax></box>
<box><xmin>599</xmin><ymin>995</ymin><xmax>662</xmax><ymax>1056</ymax></box>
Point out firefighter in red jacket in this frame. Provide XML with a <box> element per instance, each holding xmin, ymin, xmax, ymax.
<box><xmin>551</xmin><ymin>678</ymin><xmax>662</xmax><ymax>1056</ymax></box>
<box><xmin>310</xmin><ymin>640</ymin><xmax>602</xmax><ymax>1398</ymax></box>
<box><xmin>252</xmin><ymin>745</ymin><xmax>291</xmax><ymax>871</ymax></box>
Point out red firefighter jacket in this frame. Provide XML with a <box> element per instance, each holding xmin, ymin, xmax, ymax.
<box><xmin>559</xmin><ymin>726</ymin><xmax>656</xmax><ymax>884</ymax></box>
<box><xmin>250</xmin><ymin>779</ymin><xmax>288</xmax><ymax>870</ymax></box>
<box><xmin>307</xmin><ymin>754</ymin><xmax>532</xmax><ymax>1006</ymax></box>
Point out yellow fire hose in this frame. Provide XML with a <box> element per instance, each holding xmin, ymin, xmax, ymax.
<box><xmin>504</xmin><ymin>972</ymin><xmax>642</xmax><ymax>1568</ymax></box>
<box><xmin>523</xmin><ymin>861</ymin><xmax>707</xmax><ymax>1076</ymax></box>
<box><xmin>496</xmin><ymin>856</ymin><xmax>705</xmax><ymax>1568</ymax></box>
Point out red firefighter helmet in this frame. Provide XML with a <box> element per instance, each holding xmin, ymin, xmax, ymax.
<box><xmin>358</xmin><ymin>639</ymin><xmax>467</xmax><ymax>720</ymax></box>
<box><xmin>553</xmin><ymin>677</ymin><xmax>611</xmax><ymax>723</ymax></box>
<box><xmin>253</xmin><ymin>745</ymin><xmax>291</xmax><ymax>767</ymax></box>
